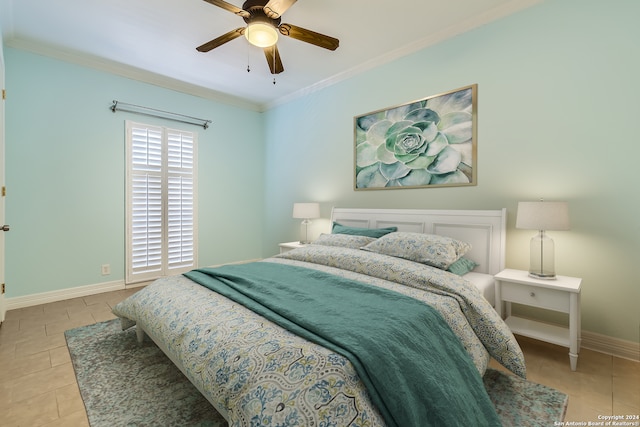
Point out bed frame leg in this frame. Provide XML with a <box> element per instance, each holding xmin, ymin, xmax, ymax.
<box><xmin>136</xmin><ymin>325</ymin><xmax>145</xmax><ymax>343</ymax></box>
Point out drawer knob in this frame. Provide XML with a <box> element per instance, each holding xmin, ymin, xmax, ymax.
<box><xmin>530</xmin><ymin>292</ymin><xmax>536</xmax><ymax>297</ymax></box>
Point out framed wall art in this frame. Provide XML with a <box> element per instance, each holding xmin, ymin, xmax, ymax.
<box><xmin>354</xmin><ymin>84</ymin><xmax>477</xmax><ymax>190</ymax></box>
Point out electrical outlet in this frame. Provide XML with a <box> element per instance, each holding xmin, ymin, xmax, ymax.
<box><xmin>101</xmin><ymin>264</ymin><xmax>111</xmax><ymax>276</ymax></box>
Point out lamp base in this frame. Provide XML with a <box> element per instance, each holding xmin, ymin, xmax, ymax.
<box><xmin>528</xmin><ymin>230</ymin><xmax>557</xmax><ymax>281</ymax></box>
<box><xmin>528</xmin><ymin>271</ymin><xmax>557</xmax><ymax>280</ymax></box>
<box><xmin>299</xmin><ymin>219</ymin><xmax>312</xmax><ymax>245</ymax></box>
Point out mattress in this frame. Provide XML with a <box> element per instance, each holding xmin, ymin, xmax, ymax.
<box><xmin>464</xmin><ymin>271</ymin><xmax>496</xmax><ymax>306</ymax></box>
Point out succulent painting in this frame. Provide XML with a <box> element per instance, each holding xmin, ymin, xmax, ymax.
<box><xmin>355</xmin><ymin>85</ymin><xmax>476</xmax><ymax>189</ymax></box>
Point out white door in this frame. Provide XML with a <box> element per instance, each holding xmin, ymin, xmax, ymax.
<box><xmin>0</xmin><ymin>49</ymin><xmax>6</xmax><ymax>323</ymax></box>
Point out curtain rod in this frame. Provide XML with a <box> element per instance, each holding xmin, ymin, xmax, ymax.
<box><xmin>110</xmin><ymin>100</ymin><xmax>212</xmax><ymax>129</ymax></box>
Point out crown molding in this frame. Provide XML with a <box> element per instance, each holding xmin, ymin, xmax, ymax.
<box><xmin>5</xmin><ymin>38</ymin><xmax>264</xmax><ymax>112</ymax></box>
<box><xmin>5</xmin><ymin>0</ymin><xmax>542</xmax><ymax>112</ymax></box>
<box><xmin>266</xmin><ymin>0</ymin><xmax>543</xmax><ymax>109</ymax></box>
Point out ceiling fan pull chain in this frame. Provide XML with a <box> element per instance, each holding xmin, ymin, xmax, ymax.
<box><xmin>271</xmin><ymin>45</ymin><xmax>277</xmax><ymax>84</ymax></box>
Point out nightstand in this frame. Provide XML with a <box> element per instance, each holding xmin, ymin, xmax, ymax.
<box><xmin>279</xmin><ymin>241</ymin><xmax>307</xmax><ymax>254</ymax></box>
<box><xmin>494</xmin><ymin>268</ymin><xmax>582</xmax><ymax>371</ymax></box>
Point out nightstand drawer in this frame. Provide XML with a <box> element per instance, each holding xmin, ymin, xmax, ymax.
<box><xmin>501</xmin><ymin>282</ymin><xmax>570</xmax><ymax>312</ymax></box>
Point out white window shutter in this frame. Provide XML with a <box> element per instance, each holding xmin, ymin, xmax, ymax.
<box><xmin>131</xmin><ymin>174</ymin><xmax>163</xmax><ymax>274</ymax></box>
<box><xmin>167</xmin><ymin>130</ymin><xmax>196</xmax><ymax>272</ymax></box>
<box><xmin>126</xmin><ymin>121</ymin><xmax>198</xmax><ymax>284</ymax></box>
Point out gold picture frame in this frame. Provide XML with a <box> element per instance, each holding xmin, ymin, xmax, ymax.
<box><xmin>354</xmin><ymin>84</ymin><xmax>477</xmax><ymax>190</ymax></box>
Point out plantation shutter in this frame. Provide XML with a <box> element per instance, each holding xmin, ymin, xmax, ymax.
<box><xmin>167</xmin><ymin>131</ymin><xmax>195</xmax><ymax>271</ymax></box>
<box><xmin>126</xmin><ymin>121</ymin><xmax>197</xmax><ymax>284</ymax></box>
<box><xmin>130</xmin><ymin>125</ymin><xmax>163</xmax><ymax>279</ymax></box>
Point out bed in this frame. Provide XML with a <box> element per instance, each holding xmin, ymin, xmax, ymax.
<box><xmin>113</xmin><ymin>208</ymin><xmax>525</xmax><ymax>427</ymax></box>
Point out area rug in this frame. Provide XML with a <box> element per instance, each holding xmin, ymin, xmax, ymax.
<box><xmin>483</xmin><ymin>366</ymin><xmax>568</xmax><ymax>426</ymax></box>
<box><xmin>66</xmin><ymin>319</ymin><xmax>567</xmax><ymax>427</ymax></box>
<box><xmin>65</xmin><ymin>319</ymin><xmax>226</xmax><ymax>427</ymax></box>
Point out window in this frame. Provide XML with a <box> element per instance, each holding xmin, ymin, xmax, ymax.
<box><xmin>126</xmin><ymin>121</ymin><xmax>197</xmax><ymax>284</ymax></box>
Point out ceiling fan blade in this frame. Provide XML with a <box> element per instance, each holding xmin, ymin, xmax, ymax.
<box><xmin>279</xmin><ymin>24</ymin><xmax>339</xmax><ymax>51</ymax></box>
<box><xmin>196</xmin><ymin>28</ymin><xmax>245</xmax><ymax>52</ymax></box>
<box><xmin>263</xmin><ymin>0</ymin><xmax>297</xmax><ymax>19</ymax></box>
<box><xmin>202</xmin><ymin>0</ymin><xmax>250</xmax><ymax>18</ymax></box>
<box><xmin>264</xmin><ymin>45</ymin><xmax>284</xmax><ymax>74</ymax></box>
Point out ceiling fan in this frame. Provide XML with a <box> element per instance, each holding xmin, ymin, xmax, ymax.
<box><xmin>196</xmin><ymin>0</ymin><xmax>339</xmax><ymax>74</ymax></box>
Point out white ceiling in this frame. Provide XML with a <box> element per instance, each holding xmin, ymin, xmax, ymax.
<box><xmin>0</xmin><ymin>0</ymin><xmax>540</xmax><ymax>111</ymax></box>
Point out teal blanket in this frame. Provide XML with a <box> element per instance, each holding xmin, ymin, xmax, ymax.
<box><xmin>185</xmin><ymin>262</ymin><xmax>500</xmax><ymax>427</ymax></box>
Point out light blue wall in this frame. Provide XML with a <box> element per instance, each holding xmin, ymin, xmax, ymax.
<box><xmin>4</xmin><ymin>0</ymin><xmax>639</xmax><ymax>344</ymax></box>
<box><xmin>263</xmin><ymin>0</ymin><xmax>640</xmax><ymax>343</ymax></box>
<box><xmin>5</xmin><ymin>48</ymin><xmax>265</xmax><ymax>297</ymax></box>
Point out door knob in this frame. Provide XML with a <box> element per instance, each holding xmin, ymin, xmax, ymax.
<box><xmin>1</xmin><ymin>225</ymin><xmax>9</xmax><ymax>232</ymax></box>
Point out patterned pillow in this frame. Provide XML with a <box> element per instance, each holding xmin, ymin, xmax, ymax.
<box><xmin>361</xmin><ymin>232</ymin><xmax>471</xmax><ymax>269</ymax></box>
<box><xmin>332</xmin><ymin>222</ymin><xmax>397</xmax><ymax>238</ymax></box>
<box><xmin>312</xmin><ymin>233</ymin><xmax>377</xmax><ymax>249</ymax></box>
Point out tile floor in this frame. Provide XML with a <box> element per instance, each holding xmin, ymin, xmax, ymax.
<box><xmin>0</xmin><ymin>288</ymin><xmax>638</xmax><ymax>426</ymax></box>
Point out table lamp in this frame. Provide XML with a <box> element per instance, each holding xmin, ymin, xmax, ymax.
<box><xmin>292</xmin><ymin>202</ymin><xmax>320</xmax><ymax>244</ymax></box>
<box><xmin>516</xmin><ymin>200</ymin><xmax>570</xmax><ymax>279</ymax></box>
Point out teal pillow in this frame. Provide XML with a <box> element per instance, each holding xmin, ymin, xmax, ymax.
<box><xmin>447</xmin><ymin>257</ymin><xmax>478</xmax><ymax>275</ymax></box>
<box><xmin>332</xmin><ymin>222</ymin><xmax>397</xmax><ymax>238</ymax></box>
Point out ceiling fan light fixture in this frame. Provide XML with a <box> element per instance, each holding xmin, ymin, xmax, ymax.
<box><xmin>245</xmin><ymin>22</ymin><xmax>279</xmax><ymax>47</ymax></box>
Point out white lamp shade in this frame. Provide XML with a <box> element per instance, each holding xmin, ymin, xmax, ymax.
<box><xmin>516</xmin><ymin>201</ymin><xmax>570</xmax><ymax>231</ymax></box>
<box><xmin>292</xmin><ymin>203</ymin><xmax>320</xmax><ymax>219</ymax></box>
<box><xmin>245</xmin><ymin>22</ymin><xmax>279</xmax><ymax>47</ymax></box>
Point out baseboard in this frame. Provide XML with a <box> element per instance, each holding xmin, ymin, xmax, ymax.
<box><xmin>4</xmin><ymin>259</ymin><xmax>263</xmax><ymax>311</ymax></box>
<box><xmin>6</xmin><ymin>280</ymin><xmax>126</xmax><ymax>311</ymax></box>
<box><xmin>581</xmin><ymin>330</ymin><xmax>640</xmax><ymax>362</ymax></box>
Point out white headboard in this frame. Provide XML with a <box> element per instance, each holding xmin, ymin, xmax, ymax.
<box><xmin>330</xmin><ymin>208</ymin><xmax>506</xmax><ymax>275</ymax></box>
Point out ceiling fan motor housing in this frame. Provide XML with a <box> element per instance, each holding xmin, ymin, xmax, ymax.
<box><xmin>242</xmin><ymin>0</ymin><xmax>282</xmax><ymax>27</ymax></box>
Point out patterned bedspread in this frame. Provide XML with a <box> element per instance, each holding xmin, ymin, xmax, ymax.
<box><xmin>113</xmin><ymin>246</ymin><xmax>525</xmax><ymax>427</ymax></box>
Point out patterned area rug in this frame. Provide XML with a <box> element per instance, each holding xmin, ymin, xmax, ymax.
<box><xmin>65</xmin><ymin>319</ymin><xmax>567</xmax><ymax>427</ymax></box>
<box><xmin>483</xmin><ymin>366</ymin><xmax>568</xmax><ymax>426</ymax></box>
<box><xmin>65</xmin><ymin>319</ymin><xmax>226</xmax><ymax>427</ymax></box>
